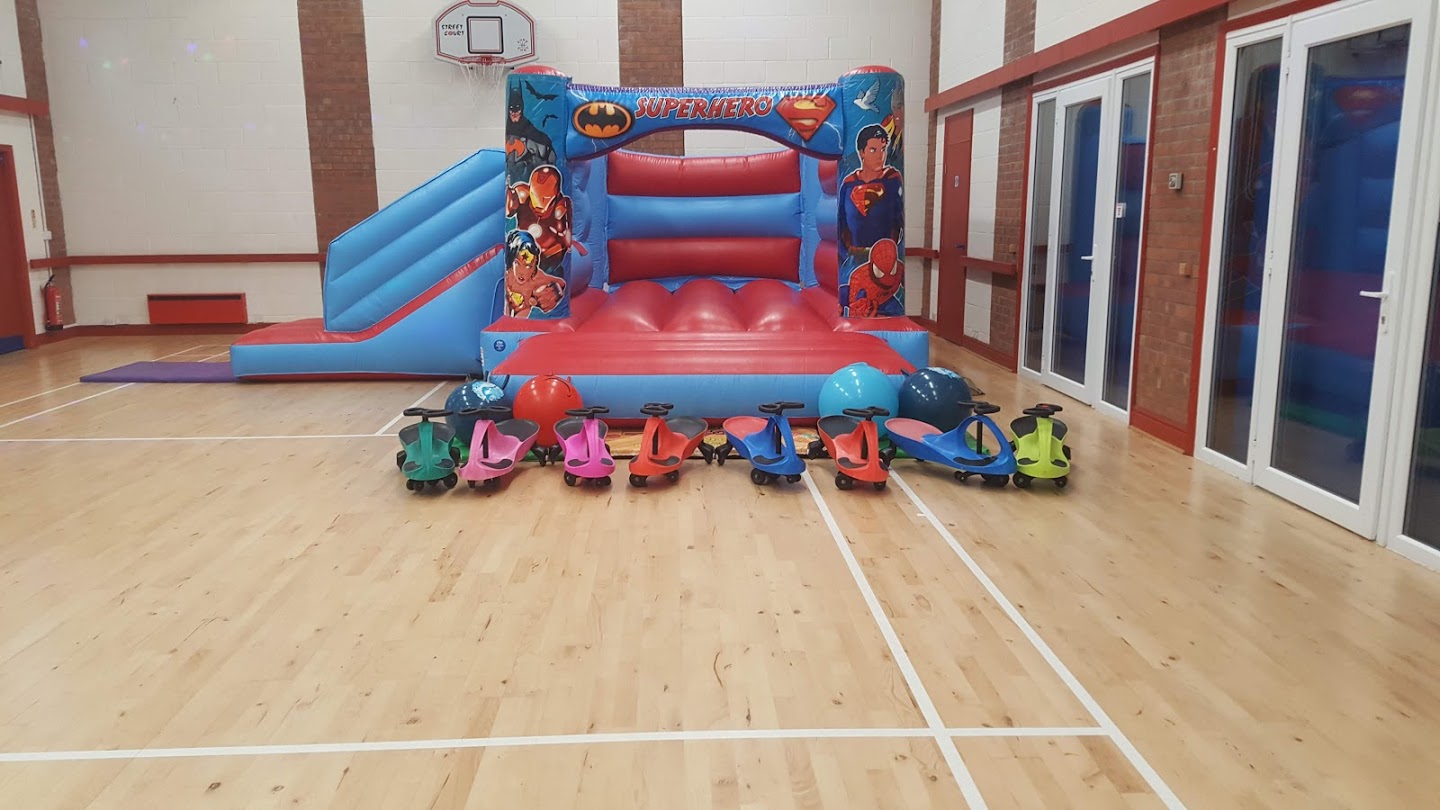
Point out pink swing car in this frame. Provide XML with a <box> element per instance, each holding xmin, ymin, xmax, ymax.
<box><xmin>456</xmin><ymin>405</ymin><xmax>543</xmax><ymax>489</ymax></box>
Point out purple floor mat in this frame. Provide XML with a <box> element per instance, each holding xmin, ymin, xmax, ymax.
<box><xmin>80</xmin><ymin>361</ymin><xmax>236</xmax><ymax>383</ymax></box>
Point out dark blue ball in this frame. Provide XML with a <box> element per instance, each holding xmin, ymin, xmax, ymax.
<box><xmin>898</xmin><ymin>367</ymin><xmax>972</xmax><ymax>432</ymax></box>
<box><xmin>445</xmin><ymin>379</ymin><xmax>506</xmax><ymax>442</ymax></box>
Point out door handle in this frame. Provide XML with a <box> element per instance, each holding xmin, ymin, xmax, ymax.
<box><xmin>1358</xmin><ymin>290</ymin><xmax>1388</xmax><ymax>300</ymax></box>
<box><xmin>1080</xmin><ymin>255</ymin><xmax>1094</xmax><ymax>261</ymax></box>
<box><xmin>955</xmin><ymin>244</ymin><xmax>967</xmax><ymax>250</ymax></box>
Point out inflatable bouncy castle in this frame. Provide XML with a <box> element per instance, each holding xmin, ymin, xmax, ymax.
<box><xmin>231</xmin><ymin>66</ymin><xmax>927</xmax><ymax>417</ymax></box>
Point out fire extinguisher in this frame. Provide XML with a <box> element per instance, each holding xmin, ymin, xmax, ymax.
<box><xmin>42</xmin><ymin>273</ymin><xmax>64</xmax><ymax>332</ymax></box>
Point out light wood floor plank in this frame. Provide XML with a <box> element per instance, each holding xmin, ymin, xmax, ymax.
<box><xmin>954</xmin><ymin>735</ymin><xmax>1162</xmax><ymax>809</ymax></box>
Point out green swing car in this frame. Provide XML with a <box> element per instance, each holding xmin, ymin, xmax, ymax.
<box><xmin>1009</xmin><ymin>403</ymin><xmax>1072</xmax><ymax>489</ymax></box>
<box><xmin>394</xmin><ymin>407</ymin><xmax>461</xmax><ymax>492</ymax></box>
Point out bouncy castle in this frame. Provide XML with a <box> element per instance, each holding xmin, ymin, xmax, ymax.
<box><xmin>232</xmin><ymin>65</ymin><xmax>927</xmax><ymax>417</ymax></box>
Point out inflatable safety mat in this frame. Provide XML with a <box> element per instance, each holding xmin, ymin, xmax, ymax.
<box><xmin>605</xmin><ymin>427</ymin><xmax>820</xmax><ymax>459</ymax></box>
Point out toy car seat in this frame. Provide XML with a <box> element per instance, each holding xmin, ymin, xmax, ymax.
<box><xmin>457</xmin><ymin>405</ymin><xmax>542</xmax><ymax>489</ymax></box>
<box><xmin>815</xmin><ymin>406</ymin><xmax>894</xmax><ymax>490</ymax></box>
<box><xmin>396</xmin><ymin>407</ymin><xmax>460</xmax><ymax>492</ymax></box>
<box><xmin>1010</xmin><ymin>403</ymin><xmax>1072</xmax><ymax>488</ymax></box>
<box><xmin>628</xmin><ymin>402</ymin><xmax>714</xmax><ymax>488</ymax></box>
<box><xmin>553</xmin><ymin>406</ymin><xmax>616</xmax><ymax>487</ymax></box>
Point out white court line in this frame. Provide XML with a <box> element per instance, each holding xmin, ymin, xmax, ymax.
<box><xmin>891</xmin><ymin>471</ymin><xmax>1187</xmax><ymax>810</ymax></box>
<box><xmin>373</xmin><ymin>380</ymin><xmax>449</xmax><ymax>435</ymax></box>
<box><xmin>802</xmin><ymin>472</ymin><xmax>990</xmax><ymax>810</ymax></box>
<box><xmin>0</xmin><ymin>434</ymin><xmax>390</xmax><ymax>444</ymax></box>
<box><xmin>0</xmin><ymin>726</ymin><xmax>1106</xmax><ymax>764</ymax></box>
<box><xmin>0</xmin><ymin>344</ymin><xmax>211</xmax><ymax>410</ymax></box>
<box><xmin>0</xmin><ymin>384</ymin><xmax>135</xmax><ymax>432</ymax></box>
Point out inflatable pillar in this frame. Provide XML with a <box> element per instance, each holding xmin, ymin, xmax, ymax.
<box><xmin>837</xmin><ymin>68</ymin><xmax>906</xmax><ymax>318</ymax></box>
<box><xmin>503</xmin><ymin>67</ymin><xmax>574</xmax><ymax>319</ymax></box>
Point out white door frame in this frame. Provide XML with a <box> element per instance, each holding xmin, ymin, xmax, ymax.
<box><xmin>1378</xmin><ymin>4</ymin><xmax>1440</xmax><ymax>569</ymax></box>
<box><xmin>1020</xmin><ymin>59</ymin><xmax>1155</xmax><ymax>420</ymax></box>
<box><xmin>1193</xmin><ymin>0</ymin><xmax>1437</xmax><ymax>541</ymax></box>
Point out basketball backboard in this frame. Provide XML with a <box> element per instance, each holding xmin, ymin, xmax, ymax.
<box><xmin>434</xmin><ymin>0</ymin><xmax>537</xmax><ymax>66</ymax></box>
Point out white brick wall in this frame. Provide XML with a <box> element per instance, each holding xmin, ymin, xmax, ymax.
<box><xmin>1035</xmin><ymin>0</ymin><xmax>1151</xmax><ymax>52</ymax></box>
<box><xmin>364</xmin><ymin>0</ymin><xmax>620</xmax><ymax>206</ymax></box>
<box><xmin>938</xmin><ymin>0</ymin><xmax>1005</xmax><ymax>88</ymax></box>
<box><xmin>40</xmin><ymin>0</ymin><xmax>319</xmax><ymax>325</ymax></box>
<box><xmin>680</xmin><ymin>0</ymin><xmax>932</xmax><ymax>313</ymax></box>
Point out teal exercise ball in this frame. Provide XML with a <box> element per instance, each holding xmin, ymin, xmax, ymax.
<box><xmin>818</xmin><ymin>362</ymin><xmax>900</xmax><ymax>436</ymax></box>
<box><xmin>445</xmin><ymin>378</ymin><xmax>506</xmax><ymax>442</ymax></box>
<box><xmin>898</xmin><ymin>367</ymin><xmax>973</xmax><ymax>432</ymax></box>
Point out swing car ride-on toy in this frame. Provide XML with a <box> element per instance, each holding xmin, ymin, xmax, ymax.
<box><xmin>553</xmin><ymin>406</ymin><xmax>617</xmax><ymax>487</ymax></box>
<box><xmin>886</xmin><ymin>400</ymin><xmax>1017</xmax><ymax>487</ymax></box>
<box><xmin>456</xmin><ymin>405</ymin><xmax>542</xmax><ymax>489</ymax></box>
<box><xmin>1010</xmin><ymin>403</ymin><xmax>1072</xmax><ymax>489</ymax></box>
<box><xmin>716</xmin><ymin>401</ymin><xmax>807</xmax><ymax>486</ymax></box>
<box><xmin>395</xmin><ymin>407</ymin><xmax>460</xmax><ymax>492</ymax></box>
<box><xmin>628</xmin><ymin>402</ymin><xmax>714</xmax><ymax>488</ymax></box>
<box><xmin>810</xmin><ymin>406</ymin><xmax>895</xmax><ymax>491</ymax></box>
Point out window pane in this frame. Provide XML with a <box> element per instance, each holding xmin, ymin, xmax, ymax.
<box><xmin>1271</xmin><ymin>24</ymin><xmax>1410</xmax><ymax>502</ymax></box>
<box><xmin>1103</xmin><ymin>73</ymin><xmax>1151</xmax><ymax>409</ymax></box>
<box><xmin>1024</xmin><ymin>100</ymin><xmax>1056</xmax><ymax>372</ymax></box>
<box><xmin>1404</xmin><ymin>224</ymin><xmax>1440</xmax><ymax>548</ymax></box>
<box><xmin>1051</xmin><ymin>99</ymin><xmax>1103</xmax><ymax>385</ymax></box>
<box><xmin>1206</xmin><ymin>38</ymin><xmax>1283</xmax><ymax>462</ymax></box>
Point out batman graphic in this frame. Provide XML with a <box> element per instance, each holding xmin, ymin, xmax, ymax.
<box><xmin>506</xmin><ymin>84</ymin><xmax>557</xmax><ymax>178</ymax></box>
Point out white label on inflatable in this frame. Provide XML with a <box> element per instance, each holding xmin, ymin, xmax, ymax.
<box><xmin>434</xmin><ymin>0</ymin><xmax>536</xmax><ymax>65</ymax></box>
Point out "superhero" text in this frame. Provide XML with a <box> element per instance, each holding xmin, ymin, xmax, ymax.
<box><xmin>634</xmin><ymin>96</ymin><xmax>774</xmax><ymax>120</ymax></box>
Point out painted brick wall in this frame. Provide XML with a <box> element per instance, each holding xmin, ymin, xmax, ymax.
<box><xmin>1</xmin><ymin>0</ymin><xmax>65</xmax><ymax>331</ymax></box>
<box><xmin>39</xmin><ymin>0</ymin><xmax>321</xmax><ymax>325</ymax></box>
<box><xmin>1132</xmin><ymin>9</ymin><xmax>1222</xmax><ymax>430</ymax></box>
<box><xmin>363</xmin><ymin>0</ymin><xmax>620</xmax><ymax>206</ymax></box>
<box><xmin>299</xmin><ymin>0</ymin><xmax>378</xmax><ymax>249</ymax></box>
<box><xmin>1034</xmin><ymin>0</ymin><xmax>1150</xmax><ymax>51</ymax></box>
<box><xmin>938</xmin><ymin>0</ymin><xmax>1005</xmax><ymax>88</ymax></box>
<box><xmin>619</xmin><ymin>0</ymin><xmax>683</xmax><ymax>156</ymax></box>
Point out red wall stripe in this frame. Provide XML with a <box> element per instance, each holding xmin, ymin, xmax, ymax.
<box><xmin>607</xmin><ymin>150</ymin><xmax>801</xmax><ymax>197</ymax></box>
<box><xmin>0</xmin><ymin>94</ymin><xmax>47</xmax><ymax>117</ymax></box>
<box><xmin>31</xmin><ymin>253</ymin><xmax>324</xmax><ymax>269</ymax></box>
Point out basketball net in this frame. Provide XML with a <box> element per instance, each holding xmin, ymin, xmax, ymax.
<box><xmin>453</xmin><ymin>56</ymin><xmax>510</xmax><ymax>122</ymax></box>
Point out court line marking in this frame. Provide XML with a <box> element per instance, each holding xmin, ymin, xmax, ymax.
<box><xmin>802</xmin><ymin>472</ymin><xmax>990</xmax><ymax>810</ymax></box>
<box><xmin>0</xmin><ymin>344</ymin><xmax>210</xmax><ymax>411</ymax></box>
<box><xmin>891</xmin><ymin>471</ymin><xmax>1187</xmax><ymax>810</ymax></box>
<box><xmin>0</xmin><ymin>384</ymin><xmax>135</xmax><ymax>432</ymax></box>
<box><xmin>0</xmin><ymin>434</ymin><xmax>391</xmax><ymax>443</ymax></box>
<box><xmin>373</xmin><ymin>380</ymin><xmax>449</xmax><ymax>436</ymax></box>
<box><xmin>0</xmin><ymin>726</ymin><xmax>1107</xmax><ymax>763</ymax></box>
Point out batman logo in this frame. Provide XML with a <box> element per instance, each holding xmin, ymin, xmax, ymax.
<box><xmin>573</xmin><ymin>101</ymin><xmax>634</xmax><ymax>139</ymax></box>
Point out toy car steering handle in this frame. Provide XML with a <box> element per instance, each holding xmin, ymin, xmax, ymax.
<box><xmin>1024</xmin><ymin>404</ymin><xmax>1062</xmax><ymax>417</ymax></box>
<box><xmin>641</xmin><ymin>402</ymin><xmax>675</xmax><ymax>416</ymax></box>
<box><xmin>458</xmin><ymin>405</ymin><xmax>513</xmax><ymax>419</ymax></box>
<box><xmin>403</xmin><ymin>407</ymin><xmax>451</xmax><ymax>419</ymax></box>
<box><xmin>758</xmin><ymin>401</ymin><xmax>805</xmax><ymax>414</ymax></box>
<box><xmin>565</xmin><ymin>406</ymin><xmax>610</xmax><ymax>417</ymax></box>
<box><xmin>842</xmin><ymin>407</ymin><xmax>890</xmax><ymax>420</ymax></box>
<box><xmin>959</xmin><ymin>400</ymin><xmax>1001</xmax><ymax>416</ymax></box>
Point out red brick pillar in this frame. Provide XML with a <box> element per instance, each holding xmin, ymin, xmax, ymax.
<box><xmin>989</xmin><ymin>0</ymin><xmax>1037</xmax><ymax>365</ymax></box>
<box><xmin>921</xmin><ymin>0</ymin><xmax>942</xmax><ymax>320</ymax></box>
<box><xmin>15</xmin><ymin>0</ymin><xmax>73</xmax><ymax>323</ymax></box>
<box><xmin>298</xmin><ymin>0</ymin><xmax>380</xmax><ymax>250</ymax></box>
<box><xmin>618</xmin><ymin>0</ymin><xmax>684</xmax><ymax>156</ymax></box>
<box><xmin>1132</xmin><ymin>9</ymin><xmax>1224</xmax><ymax>448</ymax></box>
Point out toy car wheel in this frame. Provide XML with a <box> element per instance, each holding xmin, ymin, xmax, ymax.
<box><xmin>564</xmin><ymin>472</ymin><xmax>578</xmax><ymax>487</ymax></box>
<box><xmin>395</xmin><ymin>450</ymin><xmax>406</xmax><ymax>469</ymax></box>
<box><xmin>835</xmin><ymin>473</ymin><xmax>853</xmax><ymax>491</ymax></box>
<box><xmin>405</xmin><ymin>479</ymin><xmax>422</xmax><ymax>492</ymax></box>
<box><xmin>666</xmin><ymin>471</ymin><xmax>680</xmax><ymax>483</ymax></box>
<box><xmin>598</xmin><ymin>476</ymin><xmax>611</xmax><ymax>487</ymax></box>
<box><xmin>629</xmin><ymin>474</ymin><xmax>648</xmax><ymax>488</ymax></box>
<box><xmin>872</xmin><ymin>481</ymin><xmax>886</xmax><ymax>491</ymax></box>
<box><xmin>467</xmin><ymin>480</ymin><xmax>476</xmax><ymax>489</ymax></box>
<box><xmin>549</xmin><ymin>445</ymin><xmax>563</xmax><ymax>463</ymax></box>
<box><xmin>450</xmin><ymin>446</ymin><xmax>462</xmax><ymax>464</ymax></box>
<box><xmin>750</xmin><ymin>468</ymin><xmax>769</xmax><ymax>486</ymax></box>
<box><xmin>1012</xmin><ymin>473</ymin><xmax>1032</xmax><ymax>489</ymax></box>
<box><xmin>1055</xmin><ymin>476</ymin><xmax>1069</xmax><ymax>489</ymax></box>
<box><xmin>786</xmin><ymin>474</ymin><xmax>801</xmax><ymax>484</ymax></box>
<box><xmin>982</xmin><ymin>474</ymin><xmax>1009</xmax><ymax>487</ymax></box>
<box><xmin>442</xmin><ymin>474</ymin><xmax>458</xmax><ymax>489</ymax></box>
<box><xmin>954</xmin><ymin>471</ymin><xmax>972</xmax><ymax>482</ymax></box>
<box><xmin>1063</xmin><ymin>446</ymin><xmax>1072</xmax><ymax>460</ymax></box>
<box><xmin>807</xmin><ymin>440</ymin><xmax>827</xmax><ymax>459</ymax></box>
<box><xmin>485</xmin><ymin>478</ymin><xmax>500</xmax><ymax>489</ymax></box>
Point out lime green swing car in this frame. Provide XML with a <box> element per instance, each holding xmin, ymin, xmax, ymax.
<box><xmin>394</xmin><ymin>407</ymin><xmax>461</xmax><ymax>492</ymax></box>
<box><xmin>1009</xmin><ymin>403</ymin><xmax>1072</xmax><ymax>489</ymax></box>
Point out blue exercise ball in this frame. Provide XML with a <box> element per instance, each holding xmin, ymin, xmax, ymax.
<box><xmin>818</xmin><ymin>362</ymin><xmax>900</xmax><ymax>437</ymax></box>
<box><xmin>445</xmin><ymin>378</ymin><xmax>506</xmax><ymax>442</ymax></box>
<box><xmin>898</xmin><ymin>367</ymin><xmax>973</xmax><ymax>431</ymax></box>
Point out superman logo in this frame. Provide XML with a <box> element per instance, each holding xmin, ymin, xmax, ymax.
<box><xmin>849</xmin><ymin>183</ymin><xmax>886</xmax><ymax>215</ymax></box>
<box><xmin>777</xmin><ymin>94</ymin><xmax>836</xmax><ymax>141</ymax></box>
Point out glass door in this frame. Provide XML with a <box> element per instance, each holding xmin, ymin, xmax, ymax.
<box><xmin>1249</xmin><ymin>0</ymin><xmax>1427</xmax><ymax>535</ymax></box>
<box><xmin>1022</xmin><ymin>66</ymin><xmax>1152</xmax><ymax>413</ymax></box>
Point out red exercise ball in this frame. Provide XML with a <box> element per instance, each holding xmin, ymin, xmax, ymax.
<box><xmin>513</xmin><ymin>374</ymin><xmax>584</xmax><ymax>446</ymax></box>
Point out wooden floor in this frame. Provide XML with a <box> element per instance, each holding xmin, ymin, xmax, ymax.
<box><xmin>0</xmin><ymin>335</ymin><xmax>1438</xmax><ymax>809</ymax></box>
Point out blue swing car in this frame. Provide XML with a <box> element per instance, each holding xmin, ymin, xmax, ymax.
<box><xmin>716</xmin><ymin>401</ymin><xmax>807</xmax><ymax>485</ymax></box>
<box><xmin>886</xmin><ymin>401</ymin><xmax>1017</xmax><ymax>486</ymax></box>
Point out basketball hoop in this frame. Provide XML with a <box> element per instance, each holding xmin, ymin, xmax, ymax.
<box><xmin>435</xmin><ymin>1</ymin><xmax>536</xmax><ymax>123</ymax></box>
<box><xmin>458</xmin><ymin>54</ymin><xmax>509</xmax><ymax>89</ymax></box>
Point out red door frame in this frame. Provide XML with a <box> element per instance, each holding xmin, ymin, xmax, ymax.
<box><xmin>937</xmin><ymin>110</ymin><xmax>974</xmax><ymax>345</ymax></box>
<box><xmin>0</xmin><ymin>145</ymin><xmax>35</xmax><ymax>349</ymax></box>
